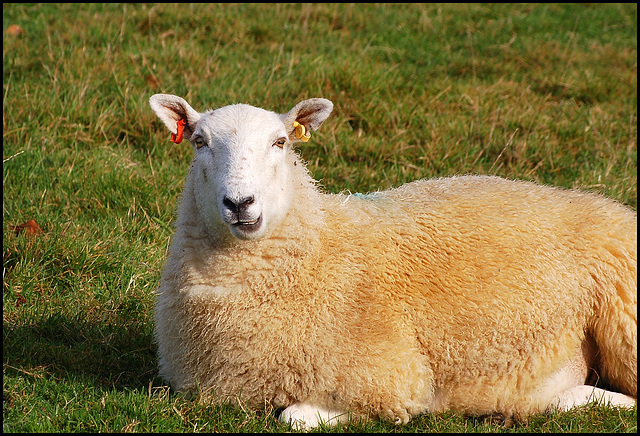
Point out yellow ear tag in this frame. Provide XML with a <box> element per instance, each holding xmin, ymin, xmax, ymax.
<box><xmin>293</xmin><ymin>120</ymin><xmax>311</xmax><ymax>142</ymax></box>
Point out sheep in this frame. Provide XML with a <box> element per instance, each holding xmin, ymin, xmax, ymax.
<box><xmin>148</xmin><ymin>93</ymin><xmax>637</xmax><ymax>430</ymax></box>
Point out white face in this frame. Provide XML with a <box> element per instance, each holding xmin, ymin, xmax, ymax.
<box><xmin>188</xmin><ymin>104</ymin><xmax>294</xmax><ymax>241</ymax></box>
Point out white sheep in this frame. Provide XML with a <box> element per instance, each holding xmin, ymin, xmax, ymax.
<box><xmin>149</xmin><ymin>94</ymin><xmax>637</xmax><ymax>430</ymax></box>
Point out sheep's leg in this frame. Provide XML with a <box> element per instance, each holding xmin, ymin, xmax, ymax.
<box><xmin>548</xmin><ymin>385</ymin><xmax>636</xmax><ymax>411</ymax></box>
<box><xmin>540</xmin><ymin>345</ymin><xmax>636</xmax><ymax>412</ymax></box>
<box><xmin>279</xmin><ymin>402</ymin><xmax>348</xmax><ymax>430</ymax></box>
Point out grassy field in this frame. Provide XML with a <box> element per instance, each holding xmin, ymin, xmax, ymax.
<box><xmin>3</xmin><ymin>3</ymin><xmax>637</xmax><ymax>432</ymax></box>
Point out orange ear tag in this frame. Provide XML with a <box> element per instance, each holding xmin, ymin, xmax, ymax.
<box><xmin>171</xmin><ymin>119</ymin><xmax>187</xmax><ymax>144</ymax></box>
<box><xmin>293</xmin><ymin>120</ymin><xmax>311</xmax><ymax>142</ymax></box>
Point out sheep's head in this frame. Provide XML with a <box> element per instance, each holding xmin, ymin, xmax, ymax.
<box><xmin>149</xmin><ymin>94</ymin><xmax>333</xmax><ymax>241</ymax></box>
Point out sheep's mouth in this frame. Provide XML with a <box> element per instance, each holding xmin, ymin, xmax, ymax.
<box><xmin>232</xmin><ymin>215</ymin><xmax>262</xmax><ymax>233</ymax></box>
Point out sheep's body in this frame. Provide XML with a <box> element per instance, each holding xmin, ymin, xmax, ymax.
<box><xmin>150</xmin><ymin>95</ymin><xmax>637</xmax><ymax>429</ymax></box>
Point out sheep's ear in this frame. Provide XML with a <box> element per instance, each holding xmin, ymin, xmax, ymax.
<box><xmin>282</xmin><ymin>98</ymin><xmax>333</xmax><ymax>143</ymax></box>
<box><xmin>149</xmin><ymin>94</ymin><xmax>201</xmax><ymax>141</ymax></box>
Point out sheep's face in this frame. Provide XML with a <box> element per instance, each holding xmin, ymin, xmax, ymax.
<box><xmin>190</xmin><ymin>105</ymin><xmax>294</xmax><ymax>240</ymax></box>
<box><xmin>150</xmin><ymin>94</ymin><xmax>333</xmax><ymax>241</ymax></box>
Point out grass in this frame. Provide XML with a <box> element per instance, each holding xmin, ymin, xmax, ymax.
<box><xmin>3</xmin><ymin>3</ymin><xmax>637</xmax><ymax>432</ymax></box>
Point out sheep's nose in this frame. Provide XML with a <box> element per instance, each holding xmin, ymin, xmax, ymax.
<box><xmin>223</xmin><ymin>196</ymin><xmax>255</xmax><ymax>214</ymax></box>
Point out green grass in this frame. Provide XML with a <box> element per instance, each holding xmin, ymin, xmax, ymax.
<box><xmin>3</xmin><ymin>3</ymin><xmax>637</xmax><ymax>432</ymax></box>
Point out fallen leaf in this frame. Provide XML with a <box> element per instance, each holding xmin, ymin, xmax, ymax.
<box><xmin>15</xmin><ymin>292</ymin><xmax>27</xmax><ymax>307</ymax></box>
<box><xmin>6</xmin><ymin>24</ymin><xmax>25</xmax><ymax>36</ymax></box>
<box><xmin>146</xmin><ymin>74</ymin><xmax>160</xmax><ymax>89</ymax></box>
<box><xmin>11</xmin><ymin>219</ymin><xmax>43</xmax><ymax>237</ymax></box>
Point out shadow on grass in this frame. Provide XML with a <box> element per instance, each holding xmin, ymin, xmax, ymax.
<box><xmin>3</xmin><ymin>311</ymin><xmax>158</xmax><ymax>390</ymax></box>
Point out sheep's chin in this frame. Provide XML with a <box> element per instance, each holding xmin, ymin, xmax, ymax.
<box><xmin>228</xmin><ymin>215</ymin><xmax>265</xmax><ymax>240</ymax></box>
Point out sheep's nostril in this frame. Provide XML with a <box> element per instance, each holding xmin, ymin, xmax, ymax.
<box><xmin>237</xmin><ymin>196</ymin><xmax>255</xmax><ymax>212</ymax></box>
<box><xmin>223</xmin><ymin>197</ymin><xmax>237</xmax><ymax>212</ymax></box>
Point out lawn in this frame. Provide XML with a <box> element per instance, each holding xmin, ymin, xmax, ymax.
<box><xmin>3</xmin><ymin>3</ymin><xmax>636</xmax><ymax>432</ymax></box>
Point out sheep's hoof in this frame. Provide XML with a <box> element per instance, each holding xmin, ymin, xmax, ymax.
<box><xmin>279</xmin><ymin>402</ymin><xmax>347</xmax><ymax>430</ymax></box>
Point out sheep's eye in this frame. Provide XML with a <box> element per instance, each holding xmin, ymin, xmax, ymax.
<box><xmin>273</xmin><ymin>137</ymin><xmax>287</xmax><ymax>148</ymax></box>
<box><xmin>193</xmin><ymin>138</ymin><xmax>207</xmax><ymax>149</ymax></box>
